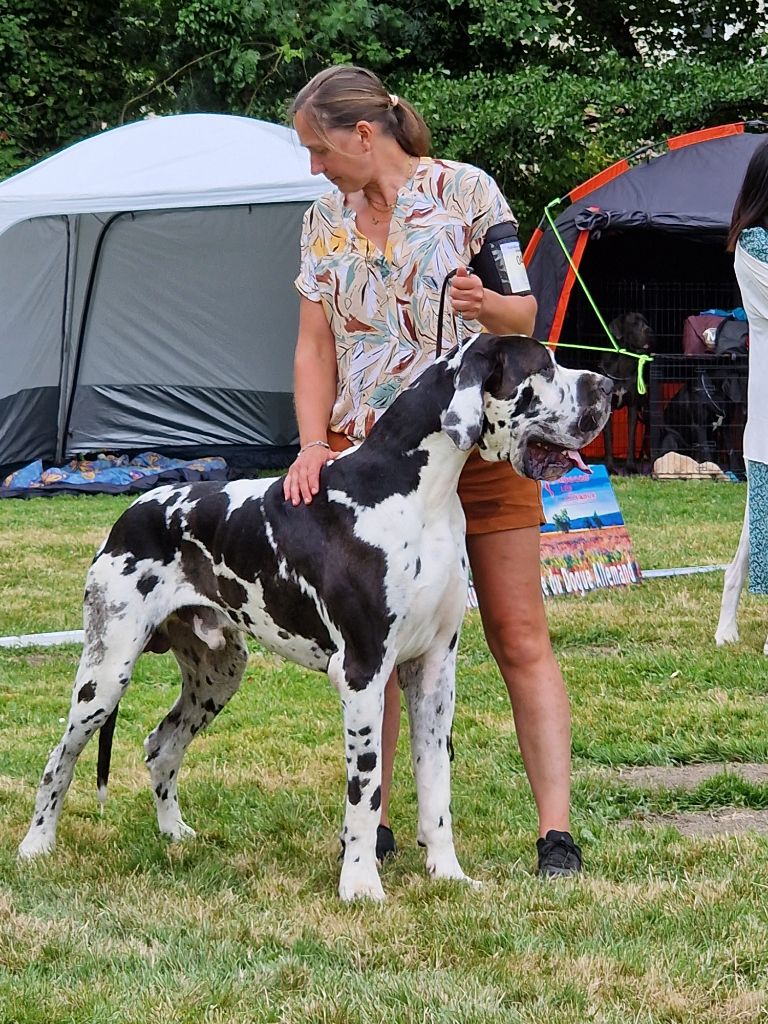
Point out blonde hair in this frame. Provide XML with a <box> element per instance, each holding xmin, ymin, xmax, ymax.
<box><xmin>291</xmin><ymin>65</ymin><xmax>431</xmax><ymax>157</ymax></box>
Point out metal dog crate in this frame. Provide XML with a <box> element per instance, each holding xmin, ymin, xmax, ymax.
<box><xmin>571</xmin><ymin>280</ymin><xmax>741</xmax><ymax>356</ymax></box>
<box><xmin>649</xmin><ymin>354</ymin><xmax>748</xmax><ymax>476</ymax></box>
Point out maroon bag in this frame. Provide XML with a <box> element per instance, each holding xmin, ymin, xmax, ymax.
<box><xmin>682</xmin><ymin>315</ymin><xmax>725</xmax><ymax>355</ymax></box>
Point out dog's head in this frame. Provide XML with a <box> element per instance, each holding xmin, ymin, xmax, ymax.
<box><xmin>441</xmin><ymin>334</ymin><xmax>612</xmax><ymax>480</ymax></box>
<box><xmin>609</xmin><ymin>313</ymin><xmax>654</xmax><ymax>354</ymax></box>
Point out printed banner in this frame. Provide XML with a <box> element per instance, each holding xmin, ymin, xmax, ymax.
<box><xmin>539</xmin><ymin>465</ymin><xmax>641</xmax><ymax>597</ymax></box>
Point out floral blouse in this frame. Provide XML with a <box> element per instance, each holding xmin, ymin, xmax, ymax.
<box><xmin>295</xmin><ymin>157</ymin><xmax>516</xmax><ymax>440</ymax></box>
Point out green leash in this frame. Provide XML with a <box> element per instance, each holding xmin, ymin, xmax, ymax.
<box><xmin>542</xmin><ymin>200</ymin><xmax>653</xmax><ymax>396</ymax></box>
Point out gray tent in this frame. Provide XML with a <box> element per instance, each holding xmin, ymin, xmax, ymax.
<box><xmin>0</xmin><ymin>113</ymin><xmax>328</xmax><ymax>472</ymax></box>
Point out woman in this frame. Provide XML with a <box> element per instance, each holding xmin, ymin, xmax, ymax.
<box><xmin>728</xmin><ymin>139</ymin><xmax>768</xmax><ymax>601</ymax></box>
<box><xmin>283</xmin><ymin>65</ymin><xmax>581</xmax><ymax>877</ymax></box>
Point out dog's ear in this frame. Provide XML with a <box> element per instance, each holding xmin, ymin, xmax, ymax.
<box><xmin>609</xmin><ymin>317</ymin><xmax>623</xmax><ymax>341</ymax></box>
<box><xmin>441</xmin><ymin>337</ymin><xmax>496</xmax><ymax>450</ymax></box>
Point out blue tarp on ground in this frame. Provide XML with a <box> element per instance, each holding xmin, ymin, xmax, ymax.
<box><xmin>0</xmin><ymin>452</ymin><xmax>228</xmax><ymax>498</ymax></box>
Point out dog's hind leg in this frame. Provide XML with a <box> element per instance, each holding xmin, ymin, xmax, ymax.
<box><xmin>400</xmin><ymin>645</ymin><xmax>475</xmax><ymax>886</ymax></box>
<box><xmin>716</xmin><ymin>506</ymin><xmax>749</xmax><ymax>647</ymax></box>
<box><xmin>144</xmin><ymin>613</ymin><xmax>248</xmax><ymax>840</ymax></box>
<box><xmin>18</xmin><ymin>582</ymin><xmax>147</xmax><ymax>859</ymax></box>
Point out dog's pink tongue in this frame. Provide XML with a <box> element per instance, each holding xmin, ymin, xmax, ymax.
<box><xmin>567</xmin><ymin>449</ymin><xmax>591</xmax><ymax>473</ymax></box>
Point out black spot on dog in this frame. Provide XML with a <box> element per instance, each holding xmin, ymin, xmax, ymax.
<box><xmin>137</xmin><ymin>573</ymin><xmax>159</xmax><ymax>596</ymax></box>
<box><xmin>511</xmin><ymin>385</ymin><xmax>539</xmax><ymax>418</ymax></box>
<box><xmin>449</xmin><ymin>632</ymin><xmax>458</xmax><ymax>651</ymax></box>
<box><xmin>358</xmin><ymin>726</ymin><xmax>371</xmax><ymax>736</ymax></box>
<box><xmin>357</xmin><ymin>752</ymin><xmax>377</xmax><ymax>773</ymax></box>
<box><xmin>77</xmin><ymin>682</ymin><xmax>95</xmax><ymax>703</ymax></box>
<box><xmin>370</xmin><ymin>786</ymin><xmax>381</xmax><ymax>812</ymax></box>
<box><xmin>415</xmin><ymin>558</ymin><xmax>421</xmax><ymax>578</ymax></box>
<box><xmin>347</xmin><ymin>776</ymin><xmax>362</xmax><ymax>805</ymax></box>
<box><xmin>218</xmin><ymin>576</ymin><xmax>247</xmax><ymax>609</ymax></box>
<box><xmin>103</xmin><ymin>493</ymin><xmax>190</xmax><ymax>567</ymax></box>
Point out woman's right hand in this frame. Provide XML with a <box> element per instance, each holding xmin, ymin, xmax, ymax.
<box><xmin>283</xmin><ymin>445</ymin><xmax>339</xmax><ymax>506</ymax></box>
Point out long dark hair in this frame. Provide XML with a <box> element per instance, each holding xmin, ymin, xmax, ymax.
<box><xmin>290</xmin><ymin>65</ymin><xmax>431</xmax><ymax>158</ymax></box>
<box><xmin>728</xmin><ymin>137</ymin><xmax>768</xmax><ymax>251</ymax></box>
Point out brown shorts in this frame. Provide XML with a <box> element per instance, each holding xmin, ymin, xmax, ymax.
<box><xmin>327</xmin><ymin>433</ymin><xmax>543</xmax><ymax>536</ymax></box>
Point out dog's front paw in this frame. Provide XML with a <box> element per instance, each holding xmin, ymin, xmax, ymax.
<box><xmin>715</xmin><ymin>622</ymin><xmax>740</xmax><ymax>646</ymax></box>
<box><xmin>426</xmin><ymin>848</ymin><xmax>479</xmax><ymax>888</ymax></box>
<box><xmin>338</xmin><ymin>862</ymin><xmax>385</xmax><ymax>902</ymax></box>
<box><xmin>160</xmin><ymin>819</ymin><xmax>197</xmax><ymax>842</ymax></box>
<box><xmin>18</xmin><ymin>831</ymin><xmax>55</xmax><ymax>860</ymax></box>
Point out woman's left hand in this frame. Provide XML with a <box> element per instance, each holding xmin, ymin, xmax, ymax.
<box><xmin>449</xmin><ymin>265</ymin><xmax>485</xmax><ymax>321</ymax></box>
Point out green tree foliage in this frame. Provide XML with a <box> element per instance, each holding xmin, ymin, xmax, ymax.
<box><xmin>1</xmin><ymin>1</ymin><xmax>766</xmax><ymax>232</ymax></box>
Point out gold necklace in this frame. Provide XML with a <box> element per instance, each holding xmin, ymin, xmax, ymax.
<box><xmin>368</xmin><ymin>203</ymin><xmax>395</xmax><ymax>225</ymax></box>
<box><xmin>365</xmin><ymin>156</ymin><xmax>417</xmax><ymax>224</ymax></box>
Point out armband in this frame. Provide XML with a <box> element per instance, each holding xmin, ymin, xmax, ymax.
<box><xmin>469</xmin><ymin>222</ymin><xmax>531</xmax><ymax>296</ymax></box>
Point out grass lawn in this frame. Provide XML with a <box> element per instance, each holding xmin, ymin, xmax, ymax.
<box><xmin>2</xmin><ymin>477</ymin><xmax>768</xmax><ymax>1023</ymax></box>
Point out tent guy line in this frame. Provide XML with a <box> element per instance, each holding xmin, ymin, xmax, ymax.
<box><xmin>0</xmin><ymin>565</ymin><xmax>730</xmax><ymax>649</ymax></box>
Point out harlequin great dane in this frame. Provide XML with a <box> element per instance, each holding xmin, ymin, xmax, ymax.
<box><xmin>18</xmin><ymin>333</ymin><xmax>612</xmax><ymax>901</ymax></box>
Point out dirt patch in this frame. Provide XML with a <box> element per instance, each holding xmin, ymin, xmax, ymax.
<box><xmin>637</xmin><ymin>808</ymin><xmax>768</xmax><ymax>838</ymax></box>
<box><xmin>615</xmin><ymin>763</ymin><xmax>768</xmax><ymax>837</ymax></box>
<box><xmin>617</xmin><ymin>763</ymin><xmax>768</xmax><ymax>789</ymax></box>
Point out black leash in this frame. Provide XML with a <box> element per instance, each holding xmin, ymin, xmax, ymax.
<box><xmin>435</xmin><ymin>269</ymin><xmax>459</xmax><ymax>359</ymax></box>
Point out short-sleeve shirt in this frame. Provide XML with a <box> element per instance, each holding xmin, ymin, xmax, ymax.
<box><xmin>294</xmin><ymin>157</ymin><xmax>516</xmax><ymax>440</ymax></box>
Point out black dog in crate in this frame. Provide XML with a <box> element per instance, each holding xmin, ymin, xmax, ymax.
<box><xmin>598</xmin><ymin>313</ymin><xmax>654</xmax><ymax>473</ymax></box>
<box><xmin>657</xmin><ymin>359</ymin><xmax>747</xmax><ymax>474</ymax></box>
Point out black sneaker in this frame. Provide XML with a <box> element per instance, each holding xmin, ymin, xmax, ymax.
<box><xmin>536</xmin><ymin>830</ymin><xmax>582</xmax><ymax>878</ymax></box>
<box><xmin>339</xmin><ymin>824</ymin><xmax>398</xmax><ymax>864</ymax></box>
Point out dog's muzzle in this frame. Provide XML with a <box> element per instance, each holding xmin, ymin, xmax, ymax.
<box><xmin>521</xmin><ymin>372</ymin><xmax>612</xmax><ymax>481</ymax></box>
<box><xmin>522</xmin><ymin>441</ymin><xmax>591</xmax><ymax>481</ymax></box>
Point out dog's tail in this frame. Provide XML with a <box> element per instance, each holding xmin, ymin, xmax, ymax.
<box><xmin>96</xmin><ymin>707</ymin><xmax>119</xmax><ymax>811</ymax></box>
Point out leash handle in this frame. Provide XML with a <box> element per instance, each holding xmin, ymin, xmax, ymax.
<box><xmin>436</xmin><ymin>268</ymin><xmax>471</xmax><ymax>359</ymax></box>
